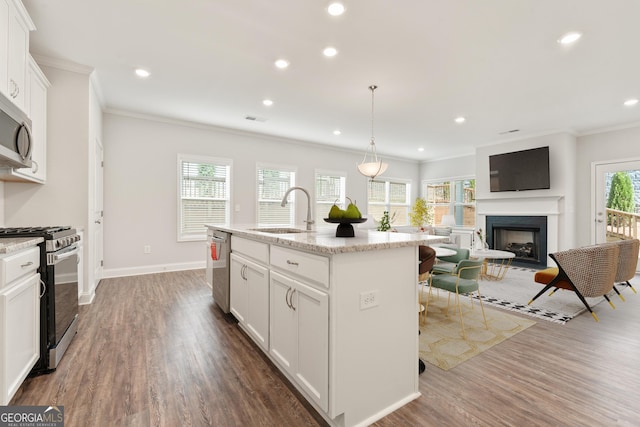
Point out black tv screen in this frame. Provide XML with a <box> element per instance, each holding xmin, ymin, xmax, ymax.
<box><xmin>489</xmin><ymin>146</ymin><xmax>550</xmax><ymax>192</ymax></box>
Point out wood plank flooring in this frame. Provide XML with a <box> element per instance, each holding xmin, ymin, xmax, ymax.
<box><xmin>11</xmin><ymin>270</ymin><xmax>640</xmax><ymax>426</ymax></box>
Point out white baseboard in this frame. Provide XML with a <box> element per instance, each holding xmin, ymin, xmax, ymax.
<box><xmin>103</xmin><ymin>261</ymin><xmax>206</xmax><ymax>279</ymax></box>
<box><xmin>78</xmin><ymin>290</ymin><xmax>95</xmax><ymax>305</ymax></box>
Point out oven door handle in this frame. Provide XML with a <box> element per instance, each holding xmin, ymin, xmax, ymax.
<box><xmin>49</xmin><ymin>245</ymin><xmax>80</xmax><ymax>265</ymax></box>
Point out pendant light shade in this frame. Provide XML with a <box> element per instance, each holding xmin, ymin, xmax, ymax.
<box><xmin>357</xmin><ymin>85</ymin><xmax>388</xmax><ymax>180</ymax></box>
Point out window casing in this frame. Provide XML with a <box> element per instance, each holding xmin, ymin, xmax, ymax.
<box><xmin>367</xmin><ymin>179</ymin><xmax>411</xmax><ymax>226</ymax></box>
<box><xmin>257</xmin><ymin>165</ymin><xmax>296</xmax><ymax>226</ymax></box>
<box><xmin>178</xmin><ymin>155</ymin><xmax>231</xmax><ymax>241</ymax></box>
<box><xmin>425</xmin><ymin>178</ymin><xmax>476</xmax><ymax>227</ymax></box>
<box><xmin>315</xmin><ymin>170</ymin><xmax>346</xmax><ymax>226</ymax></box>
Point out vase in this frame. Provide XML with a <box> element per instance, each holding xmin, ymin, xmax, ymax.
<box><xmin>475</xmin><ymin>239</ymin><xmax>488</xmax><ymax>251</ymax></box>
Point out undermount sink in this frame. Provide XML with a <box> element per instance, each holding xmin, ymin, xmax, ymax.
<box><xmin>250</xmin><ymin>227</ymin><xmax>307</xmax><ymax>234</ymax></box>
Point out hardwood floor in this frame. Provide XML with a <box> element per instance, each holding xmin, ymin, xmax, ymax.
<box><xmin>12</xmin><ymin>270</ymin><xmax>640</xmax><ymax>426</ymax></box>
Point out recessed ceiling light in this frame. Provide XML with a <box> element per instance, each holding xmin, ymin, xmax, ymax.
<box><xmin>333</xmin><ymin>129</ymin><xmax>341</xmax><ymax>135</ymax></box>
<box><xmin>418</xmin><ymin>147</ymin><xmax>424</xmax><ymax>152</ymax></box>
<box><xmin>327</xmin><ymin>2</ymin><xmax>345</xmax><ymax>16</ymax></box>
<box><xmin>323</xmin><ymin>47</ymin><xmax>338</xmax><ymax>57</ymax></box>
<box><xmin>454</xmin><ymin>116</ymin><xmax>466</xmax><ymax>124</ymax></box>
<box><xmin>135</xmin><ymin>68</ymin><xmax>150</xmax><ymax>78</ymax></box>
<box><xmin>623</xmin><ymin>98</ymin><xmax>639</xmax><ymax>107</ymax></box>
<box><xmin>263</xmin><ymin>99</ymin><xmax>273</xmax><ymax>106</ymax></box>
<box><xmin>275</xmin><ymin>59</ymin><xmax>289</xmax><ymax>69</ymax></box>
<box><xmin>558</xmin><ymin>32</ymin><xmax>582</xmax><ymax>45</ymax></box>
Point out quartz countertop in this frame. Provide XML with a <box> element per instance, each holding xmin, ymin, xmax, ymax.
<box><xmin>205</xmin><ymin>224</ymin><xmax>449</xmax><ymax>255</ymax></box>
<box><xmin>0</xmin><ymin>237</ymin><xmax>44</xmax><ymax>254</ymax></box>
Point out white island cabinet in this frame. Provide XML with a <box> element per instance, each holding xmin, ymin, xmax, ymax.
<box><xmin>0</xmin><ymin>237</ymin><xmax>42</xmax><ymax>406</ymax></box>
<box><xmin>229</xmin><ymin>236</ymin><xmax>269</xmax><ymax>351</ymax></box>
<box><xmin>209</xmin><ymin>225</ymin><xmax>447</xmax><ymax>427</ymax></box>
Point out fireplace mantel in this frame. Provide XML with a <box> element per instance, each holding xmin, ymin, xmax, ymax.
<box><xmin>476</xmin><ymin>194</ymin><xmax>565</xmax><ymax>266</ymax></box>
<box><xmin>477</xmin><ymin>195</ymin><xmax>564</xmax><ymax>216</ymax></box>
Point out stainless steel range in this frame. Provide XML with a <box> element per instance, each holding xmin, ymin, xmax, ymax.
<box><xmin>0</xmin><ymin>226</ymin><xmax>81</xmax><ymax>375</ymax></box>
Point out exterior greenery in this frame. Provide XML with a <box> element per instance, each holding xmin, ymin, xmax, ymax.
<box><xmin>607</xmin><ymin>172</ymin><xmax>636</xmax><ymax>213</ymax></box>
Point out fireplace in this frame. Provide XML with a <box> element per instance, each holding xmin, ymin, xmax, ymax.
<box><xmin>486</xmin><ymin>216</ymin><xmax>548</xmax><ymax>268</ymax></box>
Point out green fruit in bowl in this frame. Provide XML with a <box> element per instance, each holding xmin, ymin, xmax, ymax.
<box><xmin>328</xmin><ymin>202</ymin><xmax>345</xmax><ymax>219</ymax></box>
<box><xmin>344</xmin><ymin>197</ymin><xmax>362</xmax><ymax>219</ymax></box>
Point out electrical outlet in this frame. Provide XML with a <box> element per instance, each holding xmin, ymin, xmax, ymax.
<box><xmin>360</xmin><ymin>290</ymin><xmax>379</xmax><ymax>310</ymax></box>
<box><xmin>144</xmin><ymin>245</ymin><xmax>151</xmax><ymax>254</ymax></box>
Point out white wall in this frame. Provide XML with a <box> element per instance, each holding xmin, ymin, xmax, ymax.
<box><xmin>4</xmin><ymin>66</ymin><xmax>89</xmax><ymax>227</ymax></box>
<box><xmin>576</xmin><ymin>125</ymin><xmax>640</xmax><ymax>247</ymax></box>
<box><xmin>103</xmin><ymin>112</ymin><xmax>420</xmax><ymax>277</ymax></box>
<box><xmin>419</xmin><ymin>154</ymin><xmax>475</xmax><ymax>183</ymax></box>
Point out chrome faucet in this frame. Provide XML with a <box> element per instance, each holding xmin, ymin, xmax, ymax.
<box><xmin>281</xmin><ymin>186</ymin><xmax>314</xmax><ymax>231</ymax></box>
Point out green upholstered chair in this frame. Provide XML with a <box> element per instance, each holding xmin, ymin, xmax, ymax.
<box><xmin>431</xmin><ymin>245</ymin><xmax>470</xmax><ymax>275</ymax></box>
<box><xmin>423</xmin><ymin>259</ymin><xmax>487</xmax><ymax>338</ymax></box>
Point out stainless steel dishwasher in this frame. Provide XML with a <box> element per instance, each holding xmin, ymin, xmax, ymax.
<box><xmin>206</xmin><ymin>228</ymin><xmax>230</xmax><ymax>313</ymax></box>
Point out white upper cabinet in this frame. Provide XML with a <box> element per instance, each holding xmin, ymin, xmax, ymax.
<box><xmin>0</xmin><ymin>1</ymin><xmax>9</xmax><ymax>96</ymax></box>
<box><xmin>9</xmin><ymin>55</ymin><xmax>48</xmax><ymax>183</ymax></box>
<box><xmin>0</xmin><ymin>1</ymin><xmax>46</xmax><ymax>183</ymax></box>
<box><xmin>0</xmin><ymin>0</ymin><xmax>34</xmax><ymax>111</ymax></box>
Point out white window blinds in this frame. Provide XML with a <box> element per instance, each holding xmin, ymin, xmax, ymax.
<box><xmin>178</xmin><ymin>155</ymin><xmax>231</xmax><ymax>240</ymax></box>
<box><xmin>257</xmin><ymin>166</ymin><xmax>295</xmax><ymax>226</ymax></box>
<box><xmin>367</xmin><ymin>179</ymin><xmax>411</xmax><ymax>226</ymax></box>
<box><xmin>315</xmin><ymin>171</ymin><xmax>346</xmax><ymax>225</ymax></box>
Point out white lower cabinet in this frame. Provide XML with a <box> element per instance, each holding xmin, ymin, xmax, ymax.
<box><xmin>269</xmin><ymin>270</ymin><xmax>328</xmax><ymax>412</ymax></box>
<box><xmin>0</xmin><ymin>245</ymin><xmax>40</xmax><ymax>406</ymax></box>
<box><xmin>230</xmin><ymin>253</ymin><xmax>269</xmax><ymax>351</ymax></box>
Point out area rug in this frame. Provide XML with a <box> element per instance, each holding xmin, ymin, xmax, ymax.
<box><xmin>419</xmin><ymin>296</ymin><xmax>536</xmax><ymax>370</ymax></box>
<box><xmin>466</xmin><ymin>267</ymin><xmax>636</xmax><ymax>324</ymax></box>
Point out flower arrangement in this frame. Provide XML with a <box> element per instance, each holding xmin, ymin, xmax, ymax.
<box><xmin>476</xmin><ymin>228</ymin><xmax>485</xmax><ymax>243</ymax></box>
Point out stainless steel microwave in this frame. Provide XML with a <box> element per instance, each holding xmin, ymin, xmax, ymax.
<box><xmin>0</xmin><ymin>91</ymin><xmax>32</xmax><ymax>169</ymax></box>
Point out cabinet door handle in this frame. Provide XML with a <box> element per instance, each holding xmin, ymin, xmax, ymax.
<box><xmin>21</xmin><ymin>261</ymin><xmax>34</xmax><ymax>268</ymax></box>
<box><xmin>286</xmin><ymin>260</ymin><xmax>299</xmax><ymax>266</ymax></box>
<box><xmin>290</xmin><ymin>288</ymin><xmax>297</xmax><ymax>311</ymax></box>
<box><xmin>32</xmin><ymin>160</ymin><xmax>39</xmax><ymax>173</ymax></box>
<box><xmin>40</xmin><ymin>279</ymin><xmax>46</xmax><ymax>298</ymax></box>
<box><xmin>241</xmin><ymin>264</ymin><xmax>247</xmax><ymax>280</ymax></box>
<box><xmin>285</xmin><ymin>287</ymin><xmax>292</xmax><ymax>309</ymax></box>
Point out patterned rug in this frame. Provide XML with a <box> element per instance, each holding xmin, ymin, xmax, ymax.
<box><xmin>420</xmin><ymin>267</ymin><xmax>637</xmax><ymax>324</ymax></box>
<box><xmin>419</xmin><ymin>296</ymin><xmax>536</xmax><ymax>370</ymax></box>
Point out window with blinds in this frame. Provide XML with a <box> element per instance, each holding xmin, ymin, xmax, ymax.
<box><xmin>257</xmin><ymin>166</ymin><xmax>295</xmax><ymax>226</ymax></box>
<box><xmin>367</xmin><ymin>179</ymin><xmax>411</xmax><ymax>226</ymax></box>
<box><xmin>315</xmin><ymin>171</ymin><xmax>346</xmax><ymax>225</ymax></box>
<box><xmin>178</xmin><ymin>155</ymin><xmax>231</xmax><ymax>241</ymax></box>
<box><xmin>425</xmin><ymin>178</ymin><xmax>476</xmax><ymax>227</ymax></box>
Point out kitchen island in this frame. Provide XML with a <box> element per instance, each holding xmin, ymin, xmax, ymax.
<box><xmin>206</xmin><ymin>224</ymin><xmax>447</xmax><ymax>427</ymax></box>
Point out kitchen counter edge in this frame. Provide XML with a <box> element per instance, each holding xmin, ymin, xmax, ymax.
<box><xmin>205</xmin><ymin>225</ymin><xmax>449</xmax><ymax>255</ymax></box>
<box><xmin>0</xmin><ymin>237</ymin><xmax>45</xmax><ymax>254</ymax></box>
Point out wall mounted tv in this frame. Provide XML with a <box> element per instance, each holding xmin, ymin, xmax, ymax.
<box><xmin>489</xmin><ymin>146</ymin><xmax>550</xmax><ymax>192</ymax></box>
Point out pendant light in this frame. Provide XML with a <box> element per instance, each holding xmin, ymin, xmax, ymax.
<box><xmin>357</xmin><ymin>85</ymin><xmax>388</xmax><ymax>180</ymax></box>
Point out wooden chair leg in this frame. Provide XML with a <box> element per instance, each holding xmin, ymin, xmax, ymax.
<box><xmin>603</xmin><ymin>294</ymin><xmax>616</xmax><ymax>309</ymax></box>
<box><xmin>612</xmin><ymin>285</ymin><xmax>626</xmax><ymax>302</ymax></box>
